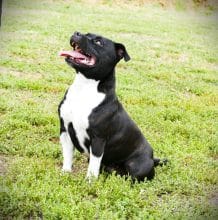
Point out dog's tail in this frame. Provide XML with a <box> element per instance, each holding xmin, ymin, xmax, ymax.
<box><xmin>154</xmin><ymin>158</ymin><xmax>168</xmax><ymax>167</ymax></box>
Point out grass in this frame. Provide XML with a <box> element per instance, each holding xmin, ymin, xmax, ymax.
<box><xmin>0</xmin><ymin>0</ymin><xmax>218</xmax><ymax>219</ymax></box>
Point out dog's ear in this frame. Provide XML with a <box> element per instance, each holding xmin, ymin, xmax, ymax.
<box><xmin>115</xmin><ymin>43</ymin><xmax>131</xmax><ymax>62</ymax></box>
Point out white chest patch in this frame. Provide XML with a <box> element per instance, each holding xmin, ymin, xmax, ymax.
<box><xmin>60</xmin><ymin>73</ymin><xmax>105</xmax><ymax>154</ymax></box>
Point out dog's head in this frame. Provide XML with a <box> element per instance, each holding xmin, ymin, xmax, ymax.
<box><xmin>59</xmin><ymin>32</ymin><xmax>130</xmax><ymax>80</ymax></box>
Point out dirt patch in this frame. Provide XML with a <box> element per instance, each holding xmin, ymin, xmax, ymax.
<box><xmin>57</xmin><ymin>155</ymin><xmax>88</xmax><ymax>176</ymax></box>
<box><xmin>49</xmin><ymin>137</ymin><xmax>60</xmax><ymax>144</ymax></box>
<box><xmin>0</xmin><ymin>155</ymin><xmax>8</xmax><ymax>176</ymax></box>
<box><xmin>84</xmin><ymin>0</ymin><xmax>218</xmax><ymax>8</ymax></box>
<box><xmin>209</xmin><ymin>191</ymin><xmax>218</xmax><ymax>207</ymax></box>
<box><xmin>0</xmin><ymin>67</ymin><xmax>42</xmax><ymax>80</ymax></box>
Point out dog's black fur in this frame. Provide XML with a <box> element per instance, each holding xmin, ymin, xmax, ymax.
<box><xmin>59</xmin><ymin>32</ymin><xmax>166</xmax><ymax>181</ymax></box>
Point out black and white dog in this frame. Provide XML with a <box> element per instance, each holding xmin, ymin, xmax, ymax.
<box><xmin>58</xmin><ymin>32</ymin><xmax>165</xmax><ymax>181</ymax></box>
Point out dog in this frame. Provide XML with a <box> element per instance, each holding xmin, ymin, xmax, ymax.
<box><xmin>58</xmin><ymin>32</ymin><xmax>166</xmax><ymax>182</ymax></box>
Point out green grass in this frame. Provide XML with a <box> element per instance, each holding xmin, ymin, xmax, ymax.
<box><xmin>0</xmin><ymin>0</ymin><xmax>218</xmax><ymax>219</ymax></box>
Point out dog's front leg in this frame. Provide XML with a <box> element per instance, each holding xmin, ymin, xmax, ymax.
<box><xmin>60</xmin><ymin>132</ymin><xmax>74</xmax><ymax>172</ymax></box>
<box><xmin>86</xmin><ymin>137</ymin><xmax>105</xmax><ymax>181</ymax></box>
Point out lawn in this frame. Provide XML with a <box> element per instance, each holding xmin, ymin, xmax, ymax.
<box><xmin>0</xmin><ymin>0</ymin><xmax>218</xmax><ymax>219</ymax></box>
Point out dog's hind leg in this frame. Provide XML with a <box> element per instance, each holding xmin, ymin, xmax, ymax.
<box><xmin>125</xmin><ymin>155</ymin><xmax>155</xmax><ymax>181</ymax></box>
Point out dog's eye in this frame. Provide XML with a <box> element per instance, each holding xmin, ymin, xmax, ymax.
<box><xmin>94</xmin><ymin>39</ymin><xmax>103</xmax><ymax>46</ymax></box>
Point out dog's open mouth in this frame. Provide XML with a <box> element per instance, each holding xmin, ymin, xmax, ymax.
<box><xmin>59</xmin><ymin>43</ymin><xmax>96</xmax><ymax>66</ymax></box>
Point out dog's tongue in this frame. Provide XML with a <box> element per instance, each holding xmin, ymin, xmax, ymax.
<box><xmin>59</xmin><ymin>50</ymin><xmax>95</xmax><ymax>66</ymax></box>
<box><xmin>59</xmin><ymin>50</ymin><xmax>86</xmax><ymax>59</ymax></box>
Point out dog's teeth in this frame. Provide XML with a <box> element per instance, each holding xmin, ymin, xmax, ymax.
<box><xmin>75</xmin><ymin>45</ymin><xmax>81</xmax><ymax>51</ymax></box>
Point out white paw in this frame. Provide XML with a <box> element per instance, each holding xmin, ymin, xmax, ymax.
<box><xmin>86</xmin><ymin>172</ymin><xmax>98</xmax><ymax>183</ymax></box>
<box><xmin>86</xmin><ymin>175</ymin><xmax>96</xmax><ymax>183</ymax></box>
<box><xmin>62</xmin><ymin>166</ymin><xmax>72</xmax><ymax>172</ymax></box>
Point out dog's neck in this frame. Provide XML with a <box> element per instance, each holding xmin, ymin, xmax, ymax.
<box><xmin>98</xmin><ymin>69</ymin><xmax>116</xmax><ymax>95</ymax></box>
<box><xmin>76</xmin><ymin>69</ymin><xmax>116</xmax><ymax>96</ymax></box>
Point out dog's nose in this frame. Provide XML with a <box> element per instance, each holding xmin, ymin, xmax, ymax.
<box><xmin>70</xmin><ymin>32</ymin><xmax>83</xmax><ymax>46</ymax></box>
